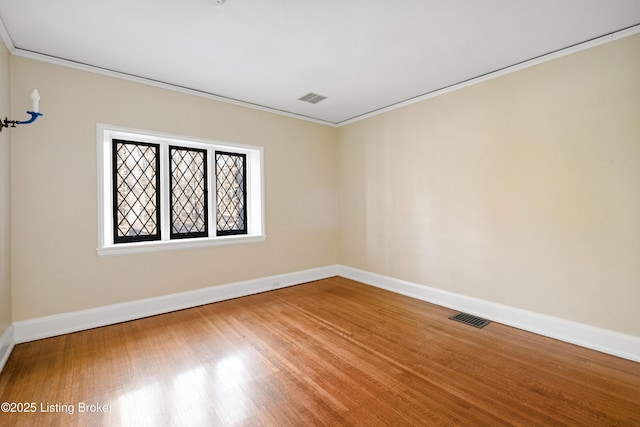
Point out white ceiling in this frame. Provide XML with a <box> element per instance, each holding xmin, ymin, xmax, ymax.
<box><xmin>1</xmin><ymin>1</ymin><xmax>639</xmax><ymax>125</ymax></box>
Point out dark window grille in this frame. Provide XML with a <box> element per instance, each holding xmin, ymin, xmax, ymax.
<box><xmin>170</xmin><ymin>146</ymin><xmax>208</xmax><ymax>239</ymax></box>
<box><xmin>112</xmin><ymin>140</ymin><xmax>161</xmax><ymax>243</ymax></box>
<box><xmin>216</xmin><ymin>151</ymin><xmax>247</xmax><ymax>235</ymax></box>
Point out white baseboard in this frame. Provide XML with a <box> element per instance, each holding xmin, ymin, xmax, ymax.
<box><xmin>9</xmin><ymin>264</ymin><xmax>640</xmax><ymax>363</ymax></box>
<box><xmin>0</xmin><ymin>324</ymin><xmax>15</xmax><ymax>374</ymax></box>
<box><xmin>13</xmin><ymin>265</ymin><xmax>340</xmax><ymax>344</ymax></box>
<box><xmin>338</xmin><ymin>266</ymin><xmax>640</xmax><ymax>363</ymax></box>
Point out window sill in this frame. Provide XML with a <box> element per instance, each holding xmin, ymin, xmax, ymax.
<box><xmin>97</xmin><ymin>234</ymin><xmax>266</xmax><ymax>256</ymax></box>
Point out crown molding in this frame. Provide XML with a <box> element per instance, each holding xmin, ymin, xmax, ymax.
<box><xmin>10</xmin><ymin>48</ymin><xmax>338</xmax><ymax>128</ymax></box>
<box><xmin>0</xmin><ymin>15</ymin><xmax>15</xmax><ymax>53</ymax></box>
<box><xmin>4</xmin><ymin>22</ymin><xmax>639</xmax><ymax>128</ymax></box>
<box><xmin>336</xmin><ymin>24</ymin><xmax>640</xmax><ymax>126</ymax></box>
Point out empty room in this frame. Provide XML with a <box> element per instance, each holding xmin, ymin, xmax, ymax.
<box><xmin>1</xmin><ymin>1</ymin><xmax>639</xmax><ymax>425</ymax></box>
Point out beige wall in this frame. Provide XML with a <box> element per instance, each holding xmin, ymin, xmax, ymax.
<box><xmin>339</xmin><ymin>34</ymin><xmax>640</xmax><ymax>336</ymax></box>
<box><xmin>10</xmin><ymin>56</ymin><xmax>339</xmax><ymax>321</ymax></box>
<box><xmin>7</xmin><ymin>34</ymin><xmax>640</xmax><ymax>338</ymax></box>
<box><xmin>0</xmin><ymin>40</ymin><xmax>11</xmax><ymax>334</ymax></box>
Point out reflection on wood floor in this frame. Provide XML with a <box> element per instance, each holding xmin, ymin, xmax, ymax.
<box><xmin>1</xmin><ymin>277</ymin><xmax>639</xmax><ymax>426</ymax></box>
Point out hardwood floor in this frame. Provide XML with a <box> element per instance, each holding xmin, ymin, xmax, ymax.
<box><xmin>1</xmin><ymin>277</ymin><xmax>639</xmax><ymax>426</ymax></box>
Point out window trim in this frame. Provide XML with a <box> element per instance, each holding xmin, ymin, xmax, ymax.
<box><xmin>97</xmin><ymin>124</ymin><xmax>265</xmax><ymax>256</ymax></box>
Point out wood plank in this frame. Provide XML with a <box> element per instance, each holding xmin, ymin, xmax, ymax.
<box><xmin>1</xmin><ymin>277</ymin><xmax>639</xmax><ymax>426</ymax></box>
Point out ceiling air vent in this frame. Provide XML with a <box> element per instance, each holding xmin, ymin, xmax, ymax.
<box><xmin>298</xmin><ymin>92</ymin><xmax>327</xmax><ymax>104</ymax></box>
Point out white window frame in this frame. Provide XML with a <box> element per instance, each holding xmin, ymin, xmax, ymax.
<box><xmin>97</xmin><ymin>124</ymin><xmax>265</xmax><ymax>256</ymax></box>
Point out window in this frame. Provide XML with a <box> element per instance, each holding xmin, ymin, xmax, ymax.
<box><xmin>216</xmin><ymin>151</ymin><xmax>247</xmax><ymax>236</ymax></box>
<box><xmin>112</xmin><ymin>140</ymin><xmax>161</xmax><ymax>243</ymax></box>
<box><xmin>170</xmin><ymin>146</ymin><xmax>208</xmax><ymax>239</ymax></box>
<box><xmin>97</xmin><ymin>125</ymin><xmax>265</xmax><ymax>255</ymax></box>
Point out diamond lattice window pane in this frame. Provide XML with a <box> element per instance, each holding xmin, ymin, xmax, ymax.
<box><xmin>113</xmin><ymin>140</ymin><xmax>160</xmax><ymax>243</ymax></box>
<box><xmin>216</xmin><ymin>152</ymin><xmax>247</xmax><ymax>235</ymax></box>
<box><xmin>170</xmin><ymin>146</ymin><xmax>208</xmax><ymax>238</ymax></box>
